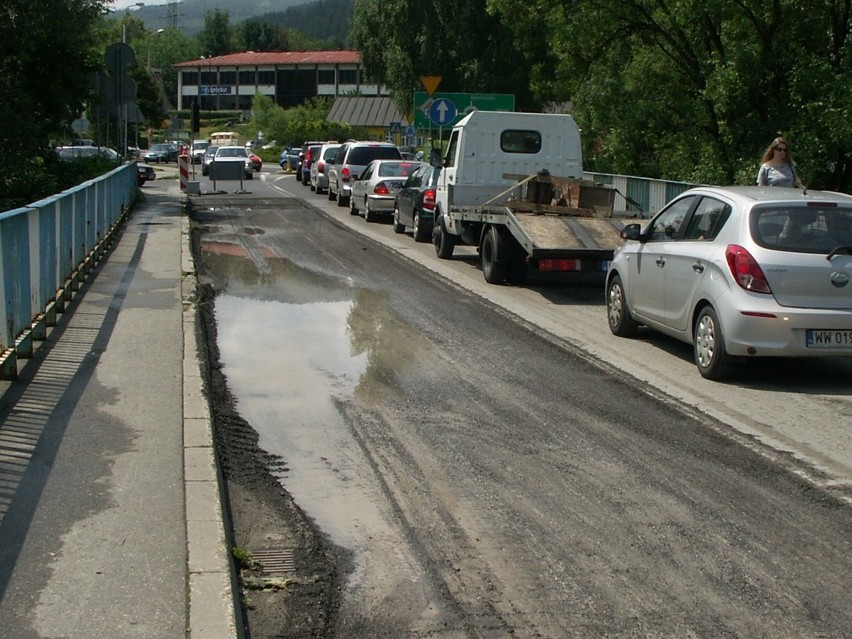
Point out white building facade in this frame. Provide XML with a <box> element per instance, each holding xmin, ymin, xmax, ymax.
<box><xmin>174</xmin><ymin>50</ymin><xmax>388</xmax><ymax>112</ymax></box>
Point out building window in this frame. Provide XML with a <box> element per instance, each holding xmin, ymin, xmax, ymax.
<box><xmin>220</xmin><ymin>71</ymin><xmax>236</xmax><ymax>85</ymax></box>
<box><xmin>239</xmin><ymin>70</ymin><xmax>255</xmax><ymax>85</ymax></box>
<box><xmin>338</xmin><ymin>69</ymin><xmax>358</xmax><ymax>85</ymax></box>
<box><xmin>182</xmin><ymin>71</ymin><xmax>198</xmax><ymax>86</ymax></box>
<box><xmin>200</xmin><ymin>70</ymin><xmax>217</xmax><ymax>85</ymax></box>
<box><xmin>318</xmin><ymin>69</ymin><xmax>335</xmax><ymax>85</ymax></box>
<box><xmin>258</xmin><ymin>70</ymin><xmax>275</xmax><ymax>85</ymax></box>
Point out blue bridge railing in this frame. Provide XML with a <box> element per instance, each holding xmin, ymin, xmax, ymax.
<box><xmin>584</xmin><ymin>172</ymin><xmax>696</xmax><ymax>216</ymax></box>
<box><xmin>0</xmin><ymin>163</ymin><xmax>137</xmax><ymax>379</ymax></box>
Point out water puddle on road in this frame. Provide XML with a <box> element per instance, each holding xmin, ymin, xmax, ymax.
<box><xmin>204</xmin><ymin>242</ymin><xmax>424</xmax><ymax>569</ymax></box>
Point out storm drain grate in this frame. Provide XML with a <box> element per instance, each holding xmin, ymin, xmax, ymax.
<box><xmin>251</xmin><ymin>548</ymin><xmax>296</xmax><ymax>575</ymax></box>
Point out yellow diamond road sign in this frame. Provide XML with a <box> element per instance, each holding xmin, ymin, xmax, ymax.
<box><xmin>420</xmin><ymin>76</ymin><xmax>442</xmax><ymax>96</ymax></box>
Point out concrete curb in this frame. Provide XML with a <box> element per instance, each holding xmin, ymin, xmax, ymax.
<box><xmin>181</xmin><ymin>209</ymin><xmax>241</xmax><ymax>638</ymax></box>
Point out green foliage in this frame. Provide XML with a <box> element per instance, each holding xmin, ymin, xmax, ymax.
<box><xmin>351</xmin><ymin>0</ymin><xmax>540</xmax><ymax>116</ymax></box>
<box><xmin>198</xmin><ymin>9</ymin><xmax>234</xmax><ymax>56</ymax></box>
<box><xmin>0</xmin><ymin>0</ymin><xmax>111</xmax><ymax>208</ymax></box>
<box><xmin>1</xmin><ymin>154</ymin><xmax>124</xmax><ymax>213</ymax></box>
<box><xmin>353</xmin><ymin>0</ymin><xmax>850</xmax><ymax>192</ymax></box>
<box><xmin>250</xmin><ymin>95</ymin><xmax>359</xmax><ymax>147</ymax></box>
<box><xmin>236</xmin><ymin>19</ymin><xmax>290</xmax><ymax>51</ymax></box>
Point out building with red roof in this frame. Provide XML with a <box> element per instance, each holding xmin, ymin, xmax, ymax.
<box><xmin>173</xmin><ymin>50</ymin><xmax>388</xmax><ymax>112</ymax></box>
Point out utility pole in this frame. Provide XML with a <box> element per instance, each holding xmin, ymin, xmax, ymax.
<box><xmin>165</xmin><ymin>0</ymin><xmax>179</xmax><ymax>29</ymax></box>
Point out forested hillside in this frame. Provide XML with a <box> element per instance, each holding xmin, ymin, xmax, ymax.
<box><xmin>135</xmin><ymin>0</ymin><xmax>354</xmax><ymax>43</ymax></box>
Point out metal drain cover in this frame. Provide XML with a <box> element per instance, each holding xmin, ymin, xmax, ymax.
<box><xmin>251</xmin><ymin>548</ymin><xmax>295</xmax><ymax>575</ymax></box>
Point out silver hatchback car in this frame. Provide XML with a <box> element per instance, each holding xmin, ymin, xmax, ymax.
<box><xmin>606</xmin><ymin>186</ymin><xmax>852</xmax><ymax>379</ymax></box>
<box><xmin>349</xmin><ymin>159</ymin><xmax>422</xmax><ymax>222</ymax></box>
<box><xmin>309</xmin><ymin>143</ymin><xmax>340</xmax><ymax>195</ymax></box>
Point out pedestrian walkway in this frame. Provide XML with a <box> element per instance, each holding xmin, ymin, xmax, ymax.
<box><xmin>0</xmin><ymin>178</ymin><xmax>238</xmax><ymax>637</ymax></box>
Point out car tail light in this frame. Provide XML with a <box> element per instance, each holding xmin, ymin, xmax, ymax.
<box><xmin>342</xmin><ymin>167</ymin><xmax>350</xmax><ymax>182</ymax></box>
<box><xmin>374</xmin><ymin>182</ymin><xmax>390</xmax><ymax>196</ymax></box>
<box><xmin>725</xmin><ymin>245</ymin><xmax>772</xmax><ymax>293</ymax></box>
<box><xmin>318</xmin><ymin>160</ymin><xmax>325</xmax><ymax>174</ymax></box>
<box><xmin>423</xmin><ymin>189</ymin><xmax>436</xmax><ymax>208</ymax></box>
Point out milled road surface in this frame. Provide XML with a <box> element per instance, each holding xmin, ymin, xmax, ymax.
<box><xmin>191</xmin><ymin>177</ymin><xmax>851</xmax><ymax>638</ymax></box>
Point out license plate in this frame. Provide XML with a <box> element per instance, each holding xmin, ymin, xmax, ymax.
<box><xmin>806</xmin><ymin>329</ymin><xmax>852</xmax><ymax>348</ymax></box>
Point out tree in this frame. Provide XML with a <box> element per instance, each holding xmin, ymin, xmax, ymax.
<box><xmin>236</xmin><ymin>19</ymin><xmax>290</xmax><ymax>51</ymax></box>
<box><xmin>351</xmin><ymin>0</ymin><xmax>539</xmax><ymax>116</ymax></box>
<box><xmin>486</xmin><ymin>0</ymin><xmax>850</xmax><ymax>190</ymax></box>
<box><xmin>0</xmin><ymin>0</ymin><xmax>110</xmax><ymax>208</ymax></box>
<box><xmin>198</xmin><ymin>9</ymin><xmax>234</xmax><ymax>57</ymax></box>
<box><xmin>250</xmin><ymin>95</ymin><xmax>358</xmax><ymax>148</ymax></box>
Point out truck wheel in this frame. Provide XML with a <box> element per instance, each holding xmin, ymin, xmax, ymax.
<box><xmin>393</xmin><ymin>206</ymin><xmax>406</xmax><ymax>234</ymax></box>
<box><xmin>694</xmin><ymin>306</ymin><xmax>733</xmax><ymax>380</ymax></box>
<box><xmin>606</xmin><ymin>274</ymin><xmax>639</xmax><ymax>337</ymax></box>
<box><xmin>482</xmin><ymin>226</ymin><xmax>508</xmax><ymax>284</ymax></box>
<box><xmin>433</xmin><ymin>216</ymin><xmax>455</xmax><ymax>259</ymax></box>
<box><xmin>413</xmin><ymin>212</ymin><xmax>430</xmax><ymax>243</ymax></box>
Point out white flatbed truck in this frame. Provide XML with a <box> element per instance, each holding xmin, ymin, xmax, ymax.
<box><xmin>431</xmin><ymin>111</ymin><xmax>640</xmax><ymax>284</ymax></box>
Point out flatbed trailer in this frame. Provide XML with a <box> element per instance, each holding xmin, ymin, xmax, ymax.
<box><xmin>435</xmin><ymin>171</ymin><xmax>641</xmax><ymax>284</ymax></box>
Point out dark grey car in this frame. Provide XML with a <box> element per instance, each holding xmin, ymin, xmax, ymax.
<box><xmin>393</xmin><ymin>164</ymin><xmax>441</xmax><ymax>242</ymax></box>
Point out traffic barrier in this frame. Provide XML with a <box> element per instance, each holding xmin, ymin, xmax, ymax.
<box><xmin>179</xmin><ymin>155</ymin><xmax>189</xmax><ymax>191</ymax></box>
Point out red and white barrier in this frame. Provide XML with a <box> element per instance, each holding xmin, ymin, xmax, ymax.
<box><xmin>179</xmin><ymin>154</ymin><xmax>189</xmax><ymax>191</ymax></box>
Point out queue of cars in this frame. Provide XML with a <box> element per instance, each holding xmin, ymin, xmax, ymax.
<box><xmin>290</xmin><ymin>141</ymin><xmax>429</xmax><ymax>227</ymax></box>
<box><xmin>288</xmin><ymin>140</ymin><xmax>440</xmax><ymax>239</ymax></box>
<box><xmin>286</xmin><ymin>140</ymin><xmax>852</xmax><ymax>380</ymax></box>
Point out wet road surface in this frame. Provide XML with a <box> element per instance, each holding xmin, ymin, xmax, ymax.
<box><xmin>192</xmin><ymin>187</ymin><xmax>852</xmax><ymax>638</ymax></box>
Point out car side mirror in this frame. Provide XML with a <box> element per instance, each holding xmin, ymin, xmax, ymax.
<box><xmin>620</xmin><ymin>223</ymin><xmax>643</xmax><ymax>241</ymax></box>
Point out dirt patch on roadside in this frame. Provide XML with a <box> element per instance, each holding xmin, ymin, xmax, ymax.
<box><xmin>191</xmin><ymin>222</ymin><xmax>349</xmax><ymax>638</ymax></box>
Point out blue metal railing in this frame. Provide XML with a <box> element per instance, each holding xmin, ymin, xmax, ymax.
<box><xmin>584</xmin><ymin>172</ymin><xmax>696</xmax><ymax>216</ymax></box>
<box><xmin>0</xmin><ymin>163</ymin><xmax>137</xmax><ymax>379</ymax></box>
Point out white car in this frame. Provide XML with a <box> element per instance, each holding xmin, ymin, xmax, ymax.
<box><xmin>212</xmin><ymin>145</ymin><xmax>253</xmax><ymax>179</ymax></box>
<box><xmin>349</xmin><ymin>159</ymin><xmax>422</xmax><ymax>222</ymax></box>
<box><xmin>310</xmin><ymin>143</ymin><xmax>341</xmax><ymax>195</ymax></box>
<box><xmin>606</xmin><ymin>186</ymin><xmax>852</xmax><ymax>379</ymax></box>
<box><xmin>190</xmin><ymin>139</ymin><xmax>210</xmax><ymax>164</ymax></box>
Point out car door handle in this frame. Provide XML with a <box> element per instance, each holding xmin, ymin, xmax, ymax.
<box><xmin>655</xmin><ymin>257</ymin><xmax>665</xmax><ymax>267</ymax></box>
<box><xmin>692</xmin><ymin>262</ymin><xmax>705</xmax><ymax>274</ymax></box>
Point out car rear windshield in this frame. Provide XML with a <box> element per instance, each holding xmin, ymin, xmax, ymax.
<box><xmin>348</xmin><ymin>146</ymin><xmax>401</xmax><ymax>165</ymax></box>
<box><xmin>378</xmin><ymin>162</ymin><xmax>418</xmax><ymax>177</ymax></box>
<box><xmin>751</xmin><ymin>205</ymin><xmax>852</xmax><ymax>253</ymax></box>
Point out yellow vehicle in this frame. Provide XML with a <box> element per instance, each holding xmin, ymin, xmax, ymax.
<box><xmin>210</xmin><ymin>131</ymin><xmax>239</xmax><ymax>147</ymax></box>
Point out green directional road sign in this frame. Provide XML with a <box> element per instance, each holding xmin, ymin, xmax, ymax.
<box><xmin>413</xmin><ymin>92</ymin><xmax>515</xmax><ymax>129</ymax></box>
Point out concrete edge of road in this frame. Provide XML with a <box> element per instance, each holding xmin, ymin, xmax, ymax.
<box><xmin>180</xmin><ymin>205</ymin><xmax>243</xmax><ymax>638</ymax></box>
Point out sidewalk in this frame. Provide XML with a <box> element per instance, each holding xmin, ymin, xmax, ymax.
<box><xmin>0</xmin><ymin>178</ymin><xmax>239</xmax><ymax>637</ymax></box>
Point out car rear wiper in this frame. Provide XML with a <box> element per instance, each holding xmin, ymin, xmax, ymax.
<box><xmin>826</xmin><ymin>245</ymin><xmax>852</xmax><ymax>260</ymax></box>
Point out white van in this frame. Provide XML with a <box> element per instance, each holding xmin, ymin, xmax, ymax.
<box><xmin>435</xmin><ymin>111</ymin><xmax>583</xmax><ymax>215</ymax></box>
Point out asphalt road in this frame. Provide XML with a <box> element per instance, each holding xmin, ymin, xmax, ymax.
<box><xmin>191</xmin><ymin>168</ymin><xmax>852</xmax><ymax>638</ymax></box>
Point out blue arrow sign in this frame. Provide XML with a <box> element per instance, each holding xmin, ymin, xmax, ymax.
<box><xmin>429</xmin><ymin>98</ymin><xmax>457</xmax><ymax>126</ymax></box>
